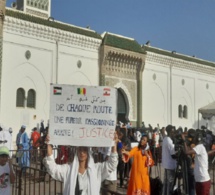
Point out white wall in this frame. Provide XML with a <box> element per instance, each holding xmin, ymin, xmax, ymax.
<box><xmin>58</xmin><ymin>44</ymin><xmax>99</xmax><ymax>86</ymax></box>
<box><xmin>142</xmin><ymin>54</ymin><xmax>215</xmax><ymax>131</ymax></box>
<box><xmin>195</xmin><ymin>73</ymin><xmax>215</xmax><ymax>132</ymax></box>
<box><xmin>142</xmin><ymin>61</ymin><xmax>170</xmax><ymax>128</ymax></box>
<box><xmin>1</xmin><ymin>19</ymin><xmax>101</xmax><ymax>141</ymax></box>
<box><xmin>2</xmin><ymin>32</ymin><xmax>54</xmax><ymax>134</ymax></box>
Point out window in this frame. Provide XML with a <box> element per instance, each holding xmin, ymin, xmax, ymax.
<box><xmin>178</xmin><ymin>104</ymin><xmax>188</xmax><ymax>119</ymax></box>
<box><xmin>178</xmin><ymin>105</ymin><xmax>183</xmax><ymax>118</ymax></box>
<box><xmin>118</xmin><ymin>90</ymin><xmax>126</xmax><ymax>114</ymax></box>
<box><xmin>27</xmin><ymin>89</ymin><xmax>36</xmax><ymax>108</ymax></box>
<box><xmin>117</xmin><ymin>89</ymin><xmax>128</xmax><ymax>124</ymax></box>
<box><xmin>183</xmin><ymin>105</ymin><xmax>188</xmax><ymax>119</ymax></box>
<box><xmin>16</xmin><ymin>88</ymin><xmax>25</xmax><ymax>107</ymax></box>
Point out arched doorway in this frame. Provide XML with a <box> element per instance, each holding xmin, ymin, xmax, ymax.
<box><xmin>117</xmin><ymin>88</ymin><xmax>129</xmax><ymax>124</ymax></box>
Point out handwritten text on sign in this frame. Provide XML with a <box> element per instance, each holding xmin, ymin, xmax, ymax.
<box><xmin>49</xmin><ymin>85</ymin><xmax>117</xmax><ymax>147</ymax></box>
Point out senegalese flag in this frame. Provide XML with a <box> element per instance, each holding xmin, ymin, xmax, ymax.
<box><xmin>77</xmin><ymin>88</ymin><xmax>86</xmax><ymax>95</ymax></box>
<box><xmin>53</xmin><ymin>87</ymin><xmax>62</xmax><ymax>95</ymax></box>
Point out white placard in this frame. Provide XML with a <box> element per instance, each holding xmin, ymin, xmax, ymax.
<box><xmin>49</xmin><ymin>84</ymin><xmax>117</xmax><ymax>147</ymax></box>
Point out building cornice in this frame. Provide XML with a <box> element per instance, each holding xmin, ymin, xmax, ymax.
<box><xmin>143</xmin><ymin>45</ymin><xmax>215</xmax><ymax>68</ymax></box>
<box><xmin>101</xmin><ymin>45</ymin><xmax>145</xmax><ymax>80</ymax></box>
<box><xmin>6</xmin><ymin>9</ymin><xmax>101</xmax><ymax>38</ymax></box>
<box><xmin>146</xmin><ymin>52</ymin><xmax>215</xmax><ymax>75</ymax></box>
<box><xmin>4</xmin><ymin>16</ymin><xmax>101</xmax><ymax>50</ymax></box>
<box><xmin>4</xmin><ymin>9</ymin><xmax>102</xmax><ymax>50</ymax></box>
<box><xmin>102</xmin><ymin>32</ymin><xmax>145</xmax><ymax>54</ymax></box>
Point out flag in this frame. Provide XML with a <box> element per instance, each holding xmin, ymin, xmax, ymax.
<box><xmin>53</xmin><ymin>87</ymin><xmax>62</xmax><ymax>95</ymax></box>
<box><xmin>103</xmin><ymin>88</ymin><xmax>110</xmax><ymax>96</ymax></box>
<box><xmin>77</xmin><ymin>88</ymin><xmax>86</xmax><ymax>95</ymax></box>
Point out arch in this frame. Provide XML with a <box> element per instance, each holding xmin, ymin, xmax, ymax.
<box><xmin>117</xmin><ymin>88</ymin><xmax>129</xmax><ymax>123</ymax></box>
<box><xmin>64</xmin><ymin>71</ymin><xmax>92</xmax><ymax>86</ymax></box>
<box><xmin>114</xmin><ymin>82</ymin><xmax>133</xmax><ymax>121</ymax></box>
<box><xmin>16</xmin><ymin>88</ymin><xmax>25</xmax><ymax>107</ymax></box>
<box><xmin>27</xmin><ymin>89</ymin><xmax>36</xmax><ymax>108</ymax></box>
<box><xmin>142</xmin><ymin>82</ymin><xmax>166</xmax><ymax>126</ymax></box>
<box><xmin>177</xmin><ymin>87</ymin><xmax>193</xmax><ymax>126</ymax></box>
<box><xmin>8</xmin><ymin>61</ymin><xmax>48</xmax><ymax>118</ymax></box>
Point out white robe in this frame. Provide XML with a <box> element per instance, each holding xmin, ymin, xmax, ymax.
<box><xmin>3</xmin><ymin>130</ymin><xmax>13</xmax><ymax>157</ymax></box>
<box><xmin>43</xmin><ymin>152</ymin><xmax>118</xmax><ymax>195</ymax></box>
<box><xmin>0</xmin><ymin>130</ymin><xmax>13</xmax><ymax>156</ymax></box>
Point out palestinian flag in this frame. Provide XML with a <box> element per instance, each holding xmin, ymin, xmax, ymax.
<box><xmin>53</xmin><ymin>87</ymin><xmax>62</xmax><ymax>95</ymax></box>
<box><xmin>103</xmin><ymin>88</ymin><xmax>110</xmax><ymax>96</ymax></box>
<box><xmin>77</xmin><ymin>88</ymin><xmax>86</xmax><ymax>95</ymax></box>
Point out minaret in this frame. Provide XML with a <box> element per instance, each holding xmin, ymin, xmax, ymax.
<box><xmin>0</xmin><ymin>0</ymin><xmax>6</xmax><ymax>109</ymax></box>
<box><xmin>14</xmin><ymin>0</ymin><xmax>51</xmax><ymax>18</ymax></box>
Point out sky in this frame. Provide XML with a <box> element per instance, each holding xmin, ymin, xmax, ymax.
<box><xmin>6</xmin><ymin>0</ymin><xmax>215</xmax><ymax>62</ymax></box>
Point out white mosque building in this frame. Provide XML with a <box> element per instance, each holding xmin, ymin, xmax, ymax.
<box><xmin>0</xmin><ymin>0</ymin><xmax>214</xmax><ymax>143</ymax></box>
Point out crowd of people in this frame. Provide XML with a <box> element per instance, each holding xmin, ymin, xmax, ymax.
<box><xmin>94</xmin><ymin>123</ymin><xmax>215</xmax><ymax>195</ymax></box>
<box><xmin>161</xmin><ymin>124</ymin><xmax>215</xmax><ymax>195</ymax></box>
<box><xmin>0</xmin><ymin>120</ymin><xmax>215</xmax><ymax>195</ymax></box>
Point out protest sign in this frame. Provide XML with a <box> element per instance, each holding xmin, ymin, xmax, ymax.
<box><xmin>49</xmin><ymin>84</ymin><xmax>117</xmax><ymax>147</ymax></box>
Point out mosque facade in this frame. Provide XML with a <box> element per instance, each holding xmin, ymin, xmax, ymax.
<box><xmin>0</xmin><ymin>0</ymin><xmax>215</xmax><ymax>140</ymax></box>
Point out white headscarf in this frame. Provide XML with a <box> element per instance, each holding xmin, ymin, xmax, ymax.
<box><xmin>63</xmin><ymin>149</ymin><xmax>99</xmax><ymax>195</ymax></box>
<box><xmin>142</xmin><ymin>142</ymin><xmax>149</xmax><ymax>155</ymax></box>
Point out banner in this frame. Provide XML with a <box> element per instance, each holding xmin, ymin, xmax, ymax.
<box><xmin>49</xmin><ymin>84</ymin><xmax>117</xmax><ymax>147</ymax></box>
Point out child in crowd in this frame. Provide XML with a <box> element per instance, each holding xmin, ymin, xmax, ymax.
<box><xmin>0</xmin><ymin>146</ymin><xmax>15</xmax><ymax>195</ymax></box>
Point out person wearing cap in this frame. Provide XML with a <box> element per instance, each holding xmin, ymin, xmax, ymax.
<box><xmin>161</xmin><ymin>125</ymin><xmax>176</xmax><ymax>195</ymax></box>
<box><xmin>0</xmin><ymin>146</ymin><xmax>15</xmax><ymax>194</ymax></box>
<box><xmin>16</xmin><ymin>125</ymin><xmax>30</xmax><ymax>173</ymax></box>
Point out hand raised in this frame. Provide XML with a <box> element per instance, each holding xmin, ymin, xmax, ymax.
<box><xmin>144</xmin><ymin>150</ymin><xmax>150</xmax><ymax>158</ymax></box>
<box><xmin>113</xmin><ymin>132</ymin><xmax>119</xmax><ymax>144</ymax></box>
<box><xmin>122</xmin><ymin>154</ymin><xmax>126</xmax><ymax>163</ymax></box>
<box><xmin>45</xmin><ymin>134</ymin><xmax>50</xmax><ymax>144</ymax></box>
